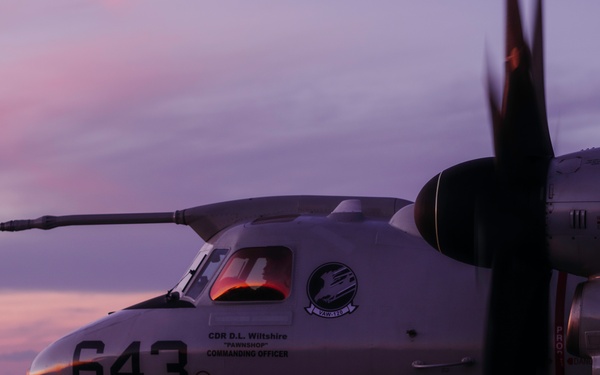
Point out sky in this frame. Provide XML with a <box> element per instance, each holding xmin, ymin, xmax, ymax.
<box><xmin>1</xmin><ymin>1</ymin><xmax>600</xmax><ymax>373</ymax></box>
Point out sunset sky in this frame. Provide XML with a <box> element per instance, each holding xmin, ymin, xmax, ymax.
<box><xmin>2</xmin><ymin>1</ymin><xmax>600</xmax><ymax>373</ymax></box>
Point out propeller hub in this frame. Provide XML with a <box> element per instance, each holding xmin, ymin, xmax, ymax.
<box><xmin>414</xmin><ymin>158</ymin><xmax>496</xmax><ymax>267</ymax></box>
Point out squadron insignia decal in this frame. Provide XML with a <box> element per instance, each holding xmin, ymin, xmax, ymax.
<box><xmin>305</xmin><ymin>262</ymin><xmax>358</xmax><ymax>318</ymax></box>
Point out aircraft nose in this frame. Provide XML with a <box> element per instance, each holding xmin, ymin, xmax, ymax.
<box><xmin>28</xmin><ymin>334</ymin><xmax>78</xmax><ymax>375</ymax></box>
<box><xmin>28</xmin><ymin>309</ymin><xmax>148</xmax><ymax>375</ymax></box>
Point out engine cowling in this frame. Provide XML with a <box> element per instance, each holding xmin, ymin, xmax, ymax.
<box><xmin>547</xmin><ymin>148</ymin><xmax>600</xmax><ymax>277</ymax></box>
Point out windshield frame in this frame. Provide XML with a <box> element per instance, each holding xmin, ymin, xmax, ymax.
<box><xmin>183</xmin><ymin>247</ymin><xmax>229</xmax><ymax>300</ymax></box>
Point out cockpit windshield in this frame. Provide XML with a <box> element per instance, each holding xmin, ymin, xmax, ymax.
<box><xmin>210</xmin><ymin>246</ymin><xmax>292</xmax><ymax>301</ymax></box>
<box><xmin>185</xmin><ymin>248</ymin><xmax>229</xmax><ymax>299</ymax></box>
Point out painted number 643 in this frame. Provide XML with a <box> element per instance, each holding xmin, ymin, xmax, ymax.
<box><xmin>73</xmin><ymin>340</ymin><xmax>188</xmax><ymax>375</ymax></box>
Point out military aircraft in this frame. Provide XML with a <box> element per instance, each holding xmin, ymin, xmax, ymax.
<box><xmin>2</xmin><ymin>0</ymin><xmax>600</xmax><ymax>374</ymax></box>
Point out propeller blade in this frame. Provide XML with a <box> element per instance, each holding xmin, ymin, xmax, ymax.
<box><xmin>481</xmin><ymin>184</ymin><xmax>551</xmax><ymax>374</ymax></box>
<box><xmin>505</xmin><ymin>0</ymin><xmax>526</xmax><ymax>65</ymax></box>
<box><xmin>531</xmin><ymin>0</ymin><xmax>548</xmax><ymax>132</ymax></box>
<box><xmin>484</xmin><ymin>1</ymin><xmax>553</xmax><ymax>373</ymax></box>
<box><xmin>485</xmin><ymin>242</ymin><xmax>551</xmax><ymax>374</ymax></box>
<box><xmin>485</xmin><ymin>55</ymin><xmax>503</xmax><ymax>158</ymax></box>
<box><xmin>496</xmin><ymin>0</ymin><xmax>553</xmax><ymax>177</ymax></box>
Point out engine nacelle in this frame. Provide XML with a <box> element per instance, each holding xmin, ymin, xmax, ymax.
<box><xmin>547</xmin><ymin>148</ymin><xmax>600</xmax><ymax>277</ymax></box>
<box><xmin>415</xmin><ymin>148</ymin><xmax>600</xmax><ymax>277</ymax></box>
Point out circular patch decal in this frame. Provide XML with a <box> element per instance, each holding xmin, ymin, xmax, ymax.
<box><xmin>305</xmin><ymin>262</ymin><xmax>358</xmax><ymax>318</ymax></box>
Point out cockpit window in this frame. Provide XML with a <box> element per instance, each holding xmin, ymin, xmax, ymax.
<box><xmin>210</xmin><ymin>246</ymin><xmax>292</xmax><ymax>302</ymax></box>
<box><xmin>185</xmin><ymin>248</ymin><xmax>228</xmax><ymax>299</ymax></box>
